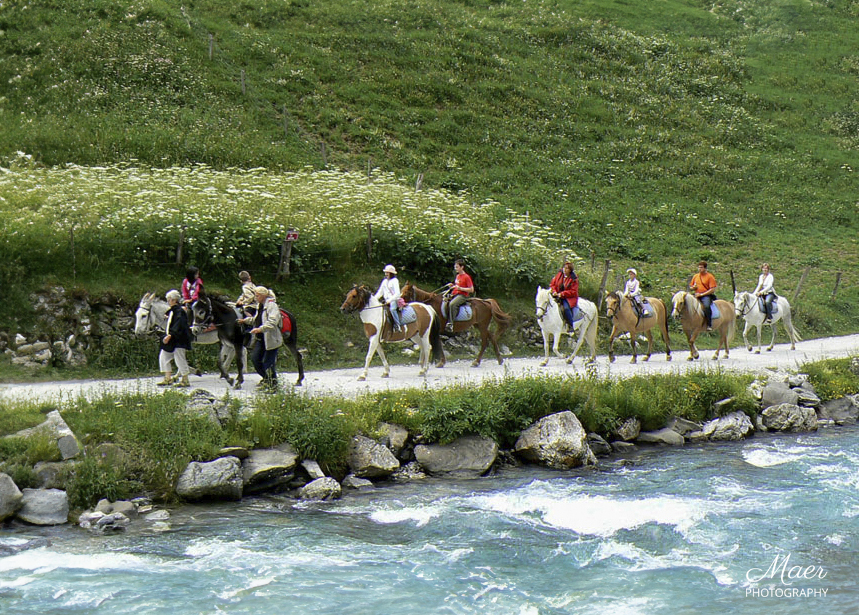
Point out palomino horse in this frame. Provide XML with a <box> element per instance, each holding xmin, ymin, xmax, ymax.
<box><xmin>134</xmin><ymin>292</ymin><xmax>244</xmax><ymax>388</ymax></box>
<box><xmin>340</xmin><ymin>285</ymin><xmax>443</xmax><ymax>381</ymax></box>
<box><xmin>671</xmin><ymin>291</ymin><xmax>736</xmax><ymax>360</ymax></box>
<box><xmin>604</xmin><ymin>291</ymin><xmax>672</xmax><ymax>363</ymax></box>
<box><xmin>193</xmin><ymin>292</ymin><xmax>305</xmax><ymax>387</ymax></box>
<box><xmin>534</xmin><ymin>286</ymin><xmax>598</xmax><ymax>366</ymax></box>
<box><xmin>400</xmin><ymin>282</ymin><xmax>511</xmax><ymax>367</ymax></box>
<box><xmin>733</xmin><ymin>290</ymin><xmax>801</xmax><ymax>353</ymax></box>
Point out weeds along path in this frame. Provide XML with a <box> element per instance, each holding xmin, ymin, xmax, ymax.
<box><xmin>2</xmin><ymin>334</ymin><xmax>858</xmax><ymax>404</ymax></box>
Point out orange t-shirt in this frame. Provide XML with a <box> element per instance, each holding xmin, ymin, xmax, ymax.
<box><xmin>690</xmin><ymin>271</ymin><xmax>717</xmax><ymax>294</ymax></box>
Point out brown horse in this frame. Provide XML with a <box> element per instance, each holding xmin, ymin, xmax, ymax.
<box><xmin>671</xmin><ymin>291</ymin><xmax>736</xmax><ymax>361</ymax></box>
<box><xmin>604</xmin><ymin>291</ymin><xmax>672</xmax><ymax>363</ymax></box>
<box><xmin>401</xmin><ymin>282</ymin><xmax>512</xmax><ymax>367</ymax></box>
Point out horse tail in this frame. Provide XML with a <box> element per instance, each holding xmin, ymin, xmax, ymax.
<box><xmin>725</xmin><ymin>311</ymin><xmax>736</xmax><ymax>345</ymax></box>
<box><xmin>429</xmin><ymin>310</ymin><xmax>444</xmax><ymax>363</ymax></box>
<box><xmin>284</xmin><ymin>310</ymin><xmax>298</xmax><ymax>345</ymax></box>
<box><xmin>658</xmin><ymin>299</ymin><xmax>671</xmax><ymax>352</ymax></box>
<box><xmin>486</xmin><ymin>299</ymin><xmax>512</xmax><ymax>337</ymax></box>
<box><xmin>585</xmin><ymin>304</ymin><xmax>599</xmax><ymax>359</ymax></box>
<box><xmin>782</xmin><ymin>302</ymin><xmax>802</xmax><ymax>343</ymax></box>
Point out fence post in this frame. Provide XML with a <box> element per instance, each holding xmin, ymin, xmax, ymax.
<box><xmin>729</xmin><ymin>269</ymin><xmax>736</xmax><ymax>295</ymax></box>
<box><xmin>70</xmin><ymin>226</ymin><xmax>76</xmax><ymax>283</ymax></box>
<box><xmin>792</xmin><ymin>266</ymin><xmax>811</xmax><ymax>304</ymax></box>
<box><xmin>277</xmin><ymin>229</ymin><xmax>296</xmax><ymax>280</ymax></box>
<box><xmin>176</xmin><ymin>226</ymin><xmax>185</xmax><ymax>265</ymax></box>
<box><xmin>208</xmin><ymin>34</ymin><xmax>214</xmax><ymax>60</ymax></box>
<box><xmin>590</xmin><ymin>251</ymin><xmax>595</xmax><ymax>273</ymax></box>
<box><xmin>597</xmin><ymin>260</ymin><xmax>611</xmax><ymax>310</ymax></box>
<box><xmin>367</xmin><ymin>159</ymin><xmax>372</xmax><ymax>182</ymax></box>
<box><xmin>415</xmin><ymin>172</ymin><xmax>424</xmax><ymax>192</ymax></box>
<box><xmin>320</xmin><ymin>142</ymin><xmax>327</xmax><ymax>167</ymax></box>
<box><xmin>366</xmin><ymin>223</ymin><xmax>373</xmax><ymax>262</ymax></box>
<box><xmin>832</xmin><ymin>272</ymin><xmax>842</xmax><ymax>299</ymax></box>
<box><xmin>283</xmin><ymin>104</ymin><xmax>288</xmax><ymax>139</ymax></box>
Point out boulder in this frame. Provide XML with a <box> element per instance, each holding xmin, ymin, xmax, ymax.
<box><xmin>794</xmin><ymin>388</ymin><xmax>821</xmax><ymax>408</ymax></box>
<box><xmin>342</xmin><ymin>474</ymin><xmax>375</xmax><ymax>490</ymax></box>
<box><xmin>636</xmin><ymin>428</ymin><xmax>685</xmax><ymax>446</ymax></box>
<box><xmin>348</xmin><ymin>435</ymin><xmax>400</xmax><ymax>478</ymax></box>
<box><xmin>762</xmin><ymin>403</ymin><xmax>818</xmax><ymax>433</ymax></box>
<box><xmin>33</xmin><ymin>461</ymin><xmax>76</xmax><ymax>489</ymax></box>
<box><xmin>218</xmin><ymin>446</ymin><xmax>249</xmax><ymax>460</ymax></box>
<box><xmin>300</xmin><ymin>459</ymin><xmax>326</xmax><ymax>480</ymax></box>
<box><xmin>818</xmin><ymin>396</ymin><xmax>859</xmax><ymax>425</ymax></box>
<box><xmin>297</xmin><ymin>477</ymin><xmax>342</xmax><ymax>501</ymax></box>
<box><xmin>8</xmin><ymin>410</ymin><xmax>80</xmax><ymax>460</ymax></box>
<box><xmin>415</xmin><ymin>436</ymin><xmax>498</xmax><ymax>476</ymax></box>
<box><xmin>614</xmin><ymin>418</ymin><xmax>641</xmax><ymax>442</ymax></box>
<box><xmin>16</xmin><ymin>488</ymin><xmax>69</xmax><ymax>525</ymax></box>
<box><xmin>241</xmin><ymin>443</ymin><xmax>299</xmax><ymax>494</ymax></box>
<box><xmin>515</xmin><ymin>411</ymin><xmax>597</xmax><ymax>469</ymax></box>
<box><xmin>761</xmin><ymin>382</ymin><xmax>799</xmax><ymax>410</ymax></box>
<box><xmin>94</xmin><ymin>499</ymin><xmax>138</xmax><ymax>519</ymax></box>
<box><xmin>666</xmin><ymin>417</ymin><xmax>703</xmax><ymax>436</ymax></box>
<box><xmin>185</xmin><ymin>389</ymin><xmax>232</xmax><ymax>426</ymax></box>
<box><xmin>611</xmin><ymin>441</ymin><xmax>638</xmax><ymax>453</ymax></box>
<box><xmin>701</xmin><ymin>411</ymin><xmax>754</xmax><ymax>441</ymax></box>
<box><xmin>379</xmin><ymin>423</ymin><xmax>409</xmax><ymax>456</ymax></box>
<box><xmin>389</xmin><ymin>461</ymin><xmax>427</xmax><ymax>482</ymax></box>
<box><xmin>586</xmin><ymin>433</ymin><xmax>613</xmax><ymax>457</ymax></box>
<box><xmin>0</xmin><ymin>473</ymin><xmax>23</xmax><ymax>521</ymax></box>
<box><xmin>176</xmin><ymin>457</ymin><xmax>243</xmax><ymax>501</ymax></box>
<box><xmin>79</xmin><ymin>511</ymin><xmax>131</xmax><ymax>533</ymax></box>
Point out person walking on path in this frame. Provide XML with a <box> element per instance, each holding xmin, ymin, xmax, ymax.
<box><xmin>157</xmin><ymin>290</ymin><xmax>193</xmax><ymax>387</ymax></box>
<box><xmin>247</xmin><ymin>285</ymin><xmax>283</xmax><ymax>391</ymax></box>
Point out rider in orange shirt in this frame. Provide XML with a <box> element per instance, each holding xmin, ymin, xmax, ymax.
<box><xmin>689</xmin><ymin>260</ymin><xmax>718</xmax><ymax>330</ymax></box>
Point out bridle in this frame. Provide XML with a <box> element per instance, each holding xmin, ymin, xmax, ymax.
<box><xmin>605</xmin><ymin>293</ymin><xmax>621</xmax><ymax>318</ymax></box>
<box><xmin>536</xmin><ymin>294</ymin><xmax>553</xmax><ymax>320</ymax></box>
<box><xmin>735</xmin><ymin>292</ymin><xmax>754</xmax><ymax>317</ymax></box>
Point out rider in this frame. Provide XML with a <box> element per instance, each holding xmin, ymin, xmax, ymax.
<box><xmin>247</xmin><ymin>286</ymin><xmax>283</xmax><ymax>392</ymax></box>
<box><xmin>752</xmin><ymin>262</ymin><xmax>776</xmax><ymax>323</ymax></box>
<box><xmin>158</xmin><ymin>290</ymin><xmax>193</xmax><ymax>388</ymax></box>
<box><xmin>181</xmin><ymin>266</ymin><xmax>204</xmax><ymax>326</ymax></box>
<box><xmin>374</xmin><ymin>264</ymin><xmax>403</xmax><ymax>332</ymax></box>
<box><xmin>623</xmin><ymin>268</ymin><xmax>645</xmax><ymax>319</ymax></box>
<box><xmin>550</xmin><ymin>261</ymin><xmax>579</xmax><ymax>328</ymax></box>
<box><xmin>689</xmin><ymin>260</ymin><xmax>718</xmax><ymax>330</ymax></box>
<box><xmin>445</xmin><ymin>259</ymin><xmax>474</xmax><ymax>333</ymax></box>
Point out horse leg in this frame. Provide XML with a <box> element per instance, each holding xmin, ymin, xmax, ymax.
<box><xmin>490</xmin><ymin>327</ymin><xmax>504</xmax><ymax>366</ymax></box>
<box><xmin>608</xmin><ymin>325</ymin><xmax>619</xmax><ymax>363</ymax></box>
<box><xmin>539</xmin><ymin>326</ymin><xmax>551</xmax><ymax>367</ymax></box>
<box><xmin>472</xmin><ymin>325</ymin><xmax>489</xmax><ymax>367</ymax></box>
<box><xmin>377</xmin><ymin>344</ymin><xmax>390</xmax><ymax>378</ymax></box>
<box><xmin>289</xmin><ymin>341</ymin><xmax>305</xmax><ymax>385</ymax></box>
<box><xmin>629</xmin><ymin>332</ymin><xmax>637</xmax><ymax>364</ymax></box>
<box><xmin>767</xmin><ymin>320</ymin><xmax>777</xmax><ymax>351</ymax></box>
<box><xmin>417</xmin><ymin>334</ymin><xmax>429</xmax><ymax>376</ymax></box>
<box><xmin>742</xmin><ymin>321</ymin><xmax>753</xmax><ymax>352</ymax></box>
<box><xmin>358</xmin><ymin>337</ymin><xmax>379</xmax><ymax>381</ymax></box>
<box><xmin>566</xmin><ymin>322</ymin><xmax>587</xmax><ymax>365</ymax></box>
<box><xmin>217</xmin><ymin>344</ymin><xmax>234</xmax><ymax>386</ymax></box>
<box><xmin>686</xmin><ymin>332</ymin><xmax>699</xmax><ymax>360</ymax></box>
<box><xmin>643</xmin><ymin>330</ymin><xmax>653</xmax><ymax>362</ymax></box>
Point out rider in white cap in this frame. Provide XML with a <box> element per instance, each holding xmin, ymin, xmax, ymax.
<box><xmin>623</xmin><ymin>268</ymin><xmax>645</xmax><ymax>318</ymax></box>
<box><xmin>374</xmin><ymin>265</ymin><xmax>403</xmax><ymax>332</ymax></box>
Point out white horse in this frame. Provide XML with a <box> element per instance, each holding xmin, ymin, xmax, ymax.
<box><xmin>733</xmin><ymin>290</ymin><xmax>801</xmax><ymax>353</ymax></box>
<box><xmin>134</xmin><ymin>292</ymin><xmax>245</xmax><ymax>387</ymax></box>
<box><xmin>340</xmin><ymin>285</ymin><xmax>443</xmax><ymax>381</ymax></box>
<box><xmin>534</xmin><ymin>286</ymin><xmax>598</xmax><ymax>367</ymax></box>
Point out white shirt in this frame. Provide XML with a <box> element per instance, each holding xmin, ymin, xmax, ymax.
<box><xmin>623</xmin><ymin>278</ymin><xmax>642</xmax><ymax>299</ymax></box>
<box><xmin>753</xmin><ymin>273</ymin><xmax>775</xmax><ymax>296</ymax></box>
<box><xmin>374</xmin><ymin>277</ymin><xmax>401</xmax><ymax>304</ymax></box>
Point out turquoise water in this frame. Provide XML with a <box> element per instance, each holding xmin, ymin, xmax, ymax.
<box><xmin>2</xmin><ymin>427</ymin><xmax>858</xmax><ymax>614</ymax></box>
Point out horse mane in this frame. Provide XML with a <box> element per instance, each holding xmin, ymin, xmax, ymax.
<box><xmin>676</xmin><ymin>291</ymin><xmax>704</xmax><ymax>317</ymax></box>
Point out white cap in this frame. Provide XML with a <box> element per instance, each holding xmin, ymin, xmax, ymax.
<box><xmin>383</xmin><ymin>264</ymin><xmax>397</xmax><ymax>275</ymax></box>
<box><xmin>627</xmin><ymin>268</ymin><xmax>637</xmax><ymax>276</ymax></box>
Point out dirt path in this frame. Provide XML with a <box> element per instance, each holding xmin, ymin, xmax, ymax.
<box><xmin>2</xmin><ymin>333</ymin><xmax>858</xmax><ymax>404</ymax></box>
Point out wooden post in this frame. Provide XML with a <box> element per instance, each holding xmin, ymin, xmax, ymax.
<box><xmin>730</xmin><ymin>269</ymin><xmax>736</xmax><ymax>295</ymax></box>
<box><xmin>792</xmin><ymin>266</ymin><xmax>811</xmax><ymax>304</ymax></box>
<box><xmin>283</xmin><ymin>104</ymin><xmax>288</xmax><ymax>139</ymax></box>
<box><xmin>616</xmin><ymin>273</ymin><xmax>624</xmax><ymax>292</ymax></box>
<box><xmin>590</xmin><ymin>251</ymin><xmax>595</xmax><ymax>273</ymax></box>
<box><xmin>277</xmin><ymin>229</ymin><xmax>296</xmax><ymax>279</ymax></box>
<box><xmin>832</xmin><ymin>272</ymin><xmax>842</xmax><ymax>299</ymax></box>
<box><xmin>321</xmin><ymin>142</ymin><xmax>327</xmax><ymax>167</ymax></box>
<box><xmin>367</xmin><ymin>159</ymin><xmax>371</xmax><ymax>182</ymax></box>
<box><xmin>415</xmin><ymin>172</ymin><xmax>424</xmax><ymax>192</ymax></box>
<box><xmin>366</xmin><ymin>223</ymin><xmax>373</xmax><ymax>261</ymax></box>
<box><xmin>240</xmin><ymin>69</ymin><xmax>246</xmax><ymax>95</ymax></box>
<box><xmin>176</xmin><ymin>226</ymin><xmax>185</xmax><ymax>265</ymax></box>
<box><xmin>209</xmin><ymin>34</ymin><xmax>214</xmax><ymax>60</ymax></box>
<box><xmin>597</xmin><ymin>260</ymin><xmax>611</xmax><ymax>310</ymax></box>
<box><xmin>70</xmin><ymin>226</ymin><xmax>76</xmax><ymax>283</ymax></box>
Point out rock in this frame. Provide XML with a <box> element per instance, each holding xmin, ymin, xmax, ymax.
<box><xmin>80</xmin><ymin>510</ymin><xmax>131</xmax><ymax>533</ymax></box>
<box><xmin>762</xmin><ymin>403</ymin><xmax>818</xmax><ymax>432</ymax></box>
<box><xmin>761</xmin><ymin>382</ymin><xmax>799</xmax><ymax>410</ymax></box>
<box><xmin>379</xmin><ymin>422</ymin><xmax>409</xmax><ymax>456</ymax></box>
<box><xmin>16</xmin><ymin>488</ymin><xmax>69</xmax><ymax>525</ymax></box>
<box><xmin>176</xmin><ymin>457</ymin><xmax>243</xmax><ymax>501</ymax></box>
<box><xmin>818</xmin><ymin>396</ymin><xmax>859</xmax><ymax>425</ymax></box>
<box><xmin>389</xmin><ymin>461</ymin><xmax>427</xmax><ymax>482</ymax></box>
<box><xmin>611</xmin><ymin>441</ymin><xmax>638</xmax><ymax>453</ymax></box>
<box><xmin>747</xmin><ymin>380</ymin><xmax>765</xmax><ymax>401</ymax></box>
<box><xmin>515</xmin><ymin>411</ymin><xmax>597</xmax><ymax>469</ymax></box>
<box><xmin>712</xmin><ymin>397</ymin><xmax>735</xmax><ymax>415</ymax></box>
<box><xmin>348</xmin><ymin>435</ymin><xmax>400</xmax><ymax>478</ymax></box>
<box><xmin>93</xmin><ymin>443</ymin><xmax>128</xmax><ymax>467</ymax></box>
<box><xmin>241</xmin><ymin>443</ymin><xmax>299</xmax><ymax>494</ymax></box>
<box><xmin>794</xmin><ymin>388</ymin><xmax>821</xmax><ymax>408</ymax></box>
<box><xmin>33</xmin><ymin>461</ymin><xmax>75</xmax><ymax>489</ymax></box>
<box><xmin>636</xmin><ymin>428</ymin><xmax>685</xmax><ymax>446</ymax></box>
<box><xmin>8</xmin><ymin>410</ymin><xmax>80</xmax><ymax>460</ymax></box>
<box><xmin>415</xmin><ymin>436</ymin><xmax>498</xmax><ymax>476</ymax></box>
<box><xmin>614</xmin><ymin>418</ymin><xmax>641</xmax><ymax>442</ymax></box>
<box><xmin>0</xmin><ymin>473</ymin><xmax>23</xmax><ymax>521</ymax></box>
<box><xmin>788</xmin><ymin>373</ymin><xmax>809</xmax><ymax>388</ymax></box>
<box><xmin>341</xmin><ymin>474</ymin><xmax>375</xmax><ymax>490</ymax></box>
<box><xmin>16</xmin><ymin>341</ymin><xmax>50</xmax><ymax>356</ymax></box>
<box><xmin>94</xmin><ymin>499</ymin><xmax>138</xmax><ymax>519</ymax></box>
<box><xmin>702</xmin><ymin>411</ymin><xmax>754</xmax><ymax>441</ymax></box>
<box><xmin>218</xmin><ymin>446</ymin><xmax>249</xmax><ymax>460</ymax></box>
<box><xmin>298</xmin><ymin>477</ymin><xmax>341</xmax><ymax>501</ymax></box>
<box><xmin>144</xmin><ymin>509</ymin><xmax>171</xmax><ymax>522</ymax></box>
<box><xmin>15</xmin><ymin>333</ymin><xmax>26</xmax><ymax>346</ymax></box>
<box><xmin>686</xmin><ymin>430</ymin><xmax>708</xmax><ymax>443</ymax></box>
<box><xmin>587</xmin><ymin>433</ymin><xmax>613</xmax><ymax>457</ymax></box>
<box><xmin>185</xmin><ymin>390</ymin><xmax>231</xmax><ymax>425</ymax></box>
<box><xmin>666</xmin><ymin>417</ymin><xmax>702</xmax><ymax>436</ymax></box>
<box><xmin>301</xmin><ymin>459</ymin><xmax>326</xmax><ymax>480</ymax></box>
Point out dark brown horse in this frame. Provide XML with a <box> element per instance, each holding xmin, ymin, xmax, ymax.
<box><xmin>401</xmin><ymin>282</ymin><xmax>512</xmax><ymax>367</ymax></box>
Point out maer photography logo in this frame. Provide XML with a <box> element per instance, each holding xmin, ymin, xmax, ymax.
<box><xmin>746</xmin><ymin>552</ymin><xmax>829</xmax><ymax>598</ymax></box>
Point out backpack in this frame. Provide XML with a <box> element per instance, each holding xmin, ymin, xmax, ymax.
<box><xmin>279</xmin><ymin>308</ymin><xmax>292</xmax><ymax>334</ymax></box>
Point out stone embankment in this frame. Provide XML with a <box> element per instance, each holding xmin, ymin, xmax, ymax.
<box><xmin>2</xmin><ymin>367</ymin><xmax>858</xmax><ymax>533</ymax></box>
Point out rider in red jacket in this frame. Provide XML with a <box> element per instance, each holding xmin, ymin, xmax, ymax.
<box><xmin>550</xmin><ymin>262</ymin><xmax>579</xmax><ymax>327</ymax></box>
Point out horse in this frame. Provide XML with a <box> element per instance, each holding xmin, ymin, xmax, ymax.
<box><xmin>340</xmin><ymin>285</ymin><xmax>443</xmax><ymax>381</ymax></box>
<box><xmin>134</xmin><ymin>292</ymin><xmax>245</xmax><ymax>388</ymax></box>
<box><xmin>194</xmin><ymin>292</ymin><xmax>305</xmax><ymax>387</ymax></box>
<box><xmin>400</xmin><ymin>282</ymin><xmax>512</xmax><ymax>367</ymax></box>
<box><xmin>534</xmin><ymin>286</ymin><xmax>598</xmax><ymax>366</ymax></box>
<box><xmin>604</xmin><ymin>291</ymin><xmax>672</xmax><ymax>363</ymax></box>
<box><xmin>671</xmin><ymin>291</ymin><xmax>736</xmax><ymax>361</ymax></box>
<box><xmin>733</xmin><ymin>290</ymin><xmax>801</xmax><ymax>353</ymax></box>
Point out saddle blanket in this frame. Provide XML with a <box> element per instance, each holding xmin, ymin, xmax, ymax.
<box><xmin>441</xmin><ymin>303</ymin><xmax>473</xmax><ymax>321</ymax></box>
<box><xmin>756</xmin><ymin>296</ymin><xmax>779</xmax><ymax>316</ymax></box>
<box><xmin>564</xmin><ymin>306</ymin><xmax>584</xmax><ymax>330</ymax></box>
<box><xmin>639</xmin><ymin>300</ymin><xmax>653</xmax><ymax>318</ymax></box>
<box><xmin>710</xmin><ymin>303</ymin><xmax>721</xmax><ymax>320</ymax></box>
<box><xmin>399</xmin><ymin>305</ymin><xmax>418</xmax><ymax>325</ymax></box>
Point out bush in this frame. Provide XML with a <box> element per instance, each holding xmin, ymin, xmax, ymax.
<box><xmin>804</xmin><ymin>357</ymin><xmax>859</xmax><ymax>402</ymax></box>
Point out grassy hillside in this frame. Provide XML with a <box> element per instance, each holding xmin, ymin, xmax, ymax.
<box><xmin>0</xmin><ymin>0</ymin><xmax>857</xmax><ymax>369</ymax></box>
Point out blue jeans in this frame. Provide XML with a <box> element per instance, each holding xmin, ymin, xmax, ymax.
<box><xmin>562</xmin><ymin>303</ymin><xmax>576</xmax><ymax>327</ymax></box>
<box><xmin>251</xmin><ymin>339</ymin><xmax>278</xmax><ymax>380</ymax></box>
<box><xmin>699</xmin><ymin>295</ymin><xmax>714</xmax><ymax>327</ymax></box>
<box><xmin>761</xmin><ymin>293</ymin><xmax>775</xmax><ymax>319</ymax></box>
<box><xmin>389</xmin><ymin>305</ymin><xmax>402</xmax><ymax>329</ymax></box>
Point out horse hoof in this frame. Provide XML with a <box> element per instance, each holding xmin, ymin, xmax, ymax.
<box><xmin>609</xmin><ymin>356</ymin><xmax>616</xmax><ymax>363</ymax></box>
<box><xmin>471</xmin><ymin>361</ymin><xmax>481</xmax><ymax>368</ymax></box>
<box><xmin>226</xmin><ymin>378</ymin><xmax>234</xmax><ymax>386</ymax></box>
<box><xmin>755</xmin><ymin>350</ymin><xmax>760</xmax><ymax>354</ymax></box>
<box><xmin>295</xmin><ymin>380</ymin><xmax>303</xmax><ymax>386</ymax></box>
<box><xmin>234</xmin><ymin>383</ymin><xmax>242</xmax><ymax>390</ymax></box>
<box><xmin>666</xmin><ymin>355</ymin><xmax>672</xmax><ymax>361</ymax></box>
<box><xmin>747</xmin><ymin>346</ymin><xmax>753</xmax><ymax>352</ymax></box>
<box><xmin>497</xmin><ymin>359</ymin><xmax>503</xmax><ymax>365</ymax></box>
<box><xmin>382</xmin><ymin>373</ymin><xmax>390</xmax><ymax>379</ymax></box>
<box><xmin>540</xmin><ymin>360</ymin><xmax>549</xmax><ymax>367</ymax></box>
<box><xmin>357</xmin><ymin>375</ymin><xmax>366</xmax><ymax>382</ymax></box>
<box><xmin>643</xmin><ymin>356</ymin><xmax>650</xmax><ymax>362</ymax></box>
<box><xmin>767</xmin><ymin>347</ymin><xmax>773</xmax><ymax>352</ymax></box>
<box><xmin>687</xmin><ymin>357</ymin><xmax>694</xmax><ymax>362</ymax></box>
<box><xmin>630</xmin><ymin>358</ymin><xmax>637</xmax><ymax>364</ymax></box>
<box><xmin>565</xmin><ymin>359</ymin><xmax>573</xmax><ymax>365</ymax></box>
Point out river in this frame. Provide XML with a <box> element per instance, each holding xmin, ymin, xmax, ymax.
<box><xmin>2</xmin><ymin>426</ymin><xmax>857</xmax><ymax>614</ymax></box>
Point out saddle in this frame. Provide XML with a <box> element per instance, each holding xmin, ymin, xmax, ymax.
<box><xmin>756</xmin><ymin>295</ymin><xmax>779</xmax><ymax>316</ymax></box>
<box><xmin>441</xmin><ymin>301</ymin><xmax>473</xmax><ymax>322</ymax></box>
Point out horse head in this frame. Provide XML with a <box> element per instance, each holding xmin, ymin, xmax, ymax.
<box><xmin>134</xmin><ymin>293</ymin><xmax>160</xmax><ymax>335</ymax></box>
<box><xmin>733</xmin><ymin>291</ymin><xmax>752</xmax><ymax>318</ymax></box>
<box><xmin>401</xmin><ymin>282</ymin><xmax>415</xmax><ymax>303</ymax></box>
<box><xmin>340</xmin><ymin>285</ymin><xmax>370</xmax><ymax>314</ymax></box>
<box><xmin>535</xmin><ymin>286</ymin><xmax>553</xmax><ymax>319</ymax></box>
<box><xmin>604</xmin><ymin>291</ymin><xmax>622</xmax><ymax>318</ymax></box>
<box><xmin>671</xmin><ymin>291</ymin><xmax>687</xmax><ymax>319</ymax></box>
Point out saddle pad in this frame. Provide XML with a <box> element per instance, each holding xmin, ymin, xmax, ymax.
<box><xmin>571</xmin><ymin>306</ymin><xmax>584</xmax><ymax>322</ymax></box>
<box><xmin>441</xmin><ymin>303</ymin><xmax>473</xmax><ymax>321</ymax></box>
<box><xmin>710</xmin><ymin>303</ymin><xmax>721</xmax><ymax>320</ymax></box>
<box><xmin>400</xmin><ymin>305</ymin><xmax>417</xmax><ymax>325</ymax></box>
<box><xmin>757</xmin><ymin>297</ymin><xmax>778</xmax><ymax>315</ymax></box>
<box><xmin>640</xmin><ymin>300</ymin><xmax>653</xmax><ymax>318</ymax></box>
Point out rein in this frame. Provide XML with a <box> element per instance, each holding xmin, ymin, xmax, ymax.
<box><xmin>736</xmin><ymin>294</ymin><xmax>754</xmax><ymax>317</ymax></box>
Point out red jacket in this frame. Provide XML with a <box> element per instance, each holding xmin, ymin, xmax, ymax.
<box><xmin>550</xmin><ymin>271</ymin><xmax>578</xmax><ymax>308</ymax></box>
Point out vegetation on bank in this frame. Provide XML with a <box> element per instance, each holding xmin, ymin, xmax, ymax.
<box><xmin>2</xmin><ymin>356</ymin><xmax>857</xmax><ymax>510</ymax></box>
